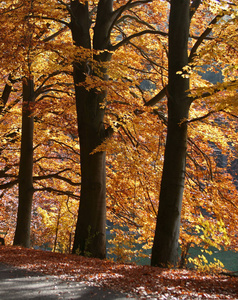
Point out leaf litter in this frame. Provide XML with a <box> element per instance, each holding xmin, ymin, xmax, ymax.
<box><xmin>0</xmin><ymin>246</ymin><xmax>237</xmax><ymax>299</ymax></box>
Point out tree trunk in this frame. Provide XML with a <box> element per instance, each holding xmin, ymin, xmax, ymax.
<box><xmin>151</xmin><ymin>0</ymin><xmax>191</xmax><ymax>267</ymax></box>
<box><xmin>53</xmin><ymin>204</ymin><xmax>61</xmax><ymax>252</ymax></box>
<box><xmin>14</xmin><ymin>77</ymin><xmax>34</xmax><ymax>247</ymax></box>
<box><xmin>72</xmin><ymin>128</ymin><xmax>107</xmax><ymax>258</ymax></box>
<box><xmin>70</xmin><ymin>1</ymin><xmax>112</xmax><ymax>258</ymax></box>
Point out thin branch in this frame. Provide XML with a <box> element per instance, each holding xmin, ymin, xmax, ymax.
<box><xmin>191</xmin><ymin>79</ymin><xmax>237</xmax><ymax>101</ymax></box>
<box><xmin>47</xmin><ymin>139</ymin><xmax>80</xmax><ymax>156</ymax></box>
<box><xmin>0</xmin><ymin>75</ymin><xmax>18</xmax><ymax>110</ymax></box>
<box><xmin>108</xmin><ymin>190</ymin><xmax>143</xmax><ymax>228</ymax></box>
<box><xmin>116</xmin><ymin>14</ymin><xmax>156</xmax><ymax>30</ymax></box>
<box><xmin>190</xmin><ymin>0</ymin><xmax>201</xmax><ymax>20</ymax></box>
<box><xmin>34</xmin><ymin>71</ymin><xmax>72</xmax><ymax>97</ymax></box>
<box><xmin>183</xmin><ymin>110</ymin><xmax>220</xmax><ymax>124</ymax></box>
<box><xmin>35</xmin><ymin>155</ymin><xmax>79</xmax><ymax>165</ymax></box>
<box><xmin>128</xmin><ymin>41</ymin><xmax>168</xmax><ymax>70</ymax></box>
<box><xmin>42</xmin><ymin>26</ymin><xmax>68</xmax><ymax>42</ymax></box>
<box><xmin>0</xmin><ymin>97</ymin><xmax>21</xmax><ymax>118</ymax></box>
<box><xmin>110</xmin><ymin>0</ymin><xmax>151</xmax><ymax>33</ymax></box>
<box><xmin>34</xmin><ymin>187</ymin><xmax>80</xmax><ymax>200</ymax></box>
<box><xmin>116</xmin><ymin>13</ymin><xmax>211</xmax><ymax>42</ymax></box>
<box><xmin>30</xmin><ymin>15</ymin><xmax>70</xmax><ymax>27</ymax></box>
<box><xmin>189</xmin><ymin>13</ymin><xmax>224</xmax><ymax>63</ymax></box>
<box><xmin>221</xmin><ymin>110</ymin><xmax>238</xmax><ymax>119</ymax></box>
<box><xmin>0</xmin><ymin>3</ymin><xmax>24</xmax><ymax>15</ymax></box>
<box><xmin>0</xmin><ymin>180</ymin><xmax>18</xmax><ymax>190</ymax></box>
<box><xmin>185</xmin><ymin>169</ymin><xmax>205</xmax><ymax>192</ymax></box>
<box><xmin>111</xmin><ymin>29</ymin><xmax>167</xmax><ymax>51</ymax></box>
<box><xmin>218</xmin><ymin>189</ymin><xmax>238</xmax><ymax>210</ymax></box>
<box><xmin>33</xmin><ymin>173</ymin><xmax>80</xmax><ymax>187</ymax></box>
<box><xmin>57</xmin><ymin>0</ymin><xmax>72</xmax><ymax>14</ymax></box>
<box><xmin>112</xmin><ymin>210</ymin><xmax>143</xmax><ymax>228</ymax></box>
<box><xmin>153</xmin><ymin>108</ymin><xmax>168</xmax><ymax>124</ymax></box>
<box><xmin>188</xmin><ymin>138</ymin><xmax>213</xmax><ymax>180</ymax></box>
<box><xmin>144</xmin><ymin>86</ymin><xmax>167</xmax><ymax>107</ymax></box>
<box><xmin>35</xmin><ymin>84</ymin><xmax>73</xmax><ymax>98</ymax></box>
<box><xmin>145</xmin><ymin>78</ymin><xmax>237</xmax><ymax>108</ymax></box>
<box><xmin>139</xmin><ymin>177</ymin><xmax>157</xmax><ymax>216</ymax></box>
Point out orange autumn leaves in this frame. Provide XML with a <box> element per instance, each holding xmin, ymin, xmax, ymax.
<box><xmin>0</xmin><ymin>0</ymin><xmax>237</xmax><ymax>265</ymax></box>
<box><xmin>0</xmin><ymin>246</ymin><xmax>237</xmax><ymax>299</ymax></box>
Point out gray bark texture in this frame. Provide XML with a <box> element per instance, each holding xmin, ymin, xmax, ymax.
<box><xmin>13</xmin><ymin>78</ymin><xmax>34</xmax><ymax>248</ymax></box>
<box><xmin>71</xmin><ymin>0</ymin><xmax>113</xmax><ymax>258</ymax></box>
<box><xmin>151</xmin><ymin>0</ymin><xmax>192</xmax><ymax>267</ymax></box>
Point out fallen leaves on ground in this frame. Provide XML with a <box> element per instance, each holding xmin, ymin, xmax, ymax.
<box><xmin>0</xmin><ymin>246</ymin><xmax>237</xmax><ymax>299</ymax></box>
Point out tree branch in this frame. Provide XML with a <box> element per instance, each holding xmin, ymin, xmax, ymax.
<box><xmin>57</xmin><ymin>0</ymin><xmax>72</xmax><ymax>14</ymax></box>
<box><xmin>112</xmin><ymin>0</ymin><xmax>151</xmax><ymax>26</ymax></box>
<box><xmin>30</xmin><ymin>15</ymin><xmax>70</xmax><ymax>27</ymax></box>
<box><xmin>0</xmin><ymin>75</ymin><xmax>18</xmax><ymax>113</ymax></box>
<box><xmin>33</xmin><ymin>172</ymin><xmax>80</xmax><ymax>186</ymax></box>
<box><xmin>188</xmin><ymin>137</ymin><xmax>213</xmax><ymax>180</ymax></box>
<box><xmin>183</xmin><ymin>110</ymin><xmax>219</xmax><ymax>124</ymax></box>
<box><xmin>35</xmin><ymin>71</ymin><xmax>72</xmax><ymax>97</ymax></box>
<box><xmin>34</xmin><ymin>187</ymin><xmax>80</xmax><ymax>200</ymax></box>
<box><xmin>46</xmin><ymin>139</ymin><xmax>80</xmax><ymax>156</ymax></box>
<box><xmin>144</xmin><ymin>86</ymin><xmax>167</xmax><ymax>107</ymax></box>
<box><xmin>0</xmin><ymin>180</ymin><xmax>18</xmax><ymax>190</ymax></box>
<box><xmin>111</xmin><ymin>29</ymin><xmax>167</xmax><ymax>51</ymax></box>
<box><xmin>189</xmin><ymin>13</ymin><xmax>224</xmax><ymax>63</ymax></box>
<box><xmin>221</xmin><ymin>110</ymin><xmax>238</xmax><ymax>119</ymax></box>
<box><xmin>190</xmin><ymin>0</ymin><xmax>201</xmax><ymax>20</ymax></box>
<box><xmin>42</xmin><ymin>26</ymin><xmax>68</xmax><ymax>42</ymax></box>
<box><xmin>116</xmin><ymin>14</ymin><xmax>155</xmax><ymax>30</ymax></box>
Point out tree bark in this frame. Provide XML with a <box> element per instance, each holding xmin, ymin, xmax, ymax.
<box><xmin>70</xmin><ymin>1</ymin><xmax>112</xmax><ymax>258</ymax></box>
<box><xmin>151</xmin><ymin>0</ymin><xmax>191</xmax><ymax>267</ymax></box>
<box><xmin>70</xmin><ymin>0</ymin><xmax>151</xmax><ymax>258</ymax></box>
<box><xmin>13</xmin><ymin>77</ymin><xmax>34</xmax><ymax>248</ymax></box>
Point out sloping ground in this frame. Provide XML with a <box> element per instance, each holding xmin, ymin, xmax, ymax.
<box><xmin>0</xmin><ymin>246</ymin><xmax>237</xmax><ymax>299</ymax></box>
<box><xmin>0</xmin><ymin>263</ymin><xmax>133</xmax><ymax>300</ymax></box>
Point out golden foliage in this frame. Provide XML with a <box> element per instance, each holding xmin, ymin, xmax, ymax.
<box><xmin>0</xmin><ymin>0</ymin><xmax>237</xmax><ymax>267</ymax></box>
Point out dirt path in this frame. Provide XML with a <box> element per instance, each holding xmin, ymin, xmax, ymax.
<box><xmin>0</xmin><ymin>263</ymin><xmax>136</xmax><ymax>299</ymax></box>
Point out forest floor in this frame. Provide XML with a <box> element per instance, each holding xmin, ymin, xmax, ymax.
<box><xmin>0</xmin><ymin>246</ymin><xmax>237</xmax><ymax>299</ymax></box>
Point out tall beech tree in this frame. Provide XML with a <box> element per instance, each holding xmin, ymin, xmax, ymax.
<box><xmin>150</xmin><ymin>0</ymin><xmax>238</xmax><ymax>267</ymax></box>
<box><xmin>0</xmin><ymin>0</ymin><xmax>78</xmax><ymax>247</ymax></box>
<box><xmin>0</xmin><ymin>0</ymin><xmax>237</xmax><ymax>264</ymax></box>
<box><xmin>13</xmin><ymin>78</ymin><xmax>35</xmax><ymax>247</ymax></box>
<box><xmin>70</xmin><ymin>0</ymin><xmax>154</xmax><ymax>258</ymax></box>
<box><xmin>70</xmin><ymin>0</ymin><xmax>107</xmax><ymax>257</ymax></box>
<box><xmin>150</xmin><ymin>0</ymin><xmax>192</xmax><ymax>267</ymax></box>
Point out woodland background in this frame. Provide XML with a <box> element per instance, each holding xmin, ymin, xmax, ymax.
<box><xmin>0</xmin><ymin>0</ymin><xmax>237</xmax><ymax>272</ymax></box>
